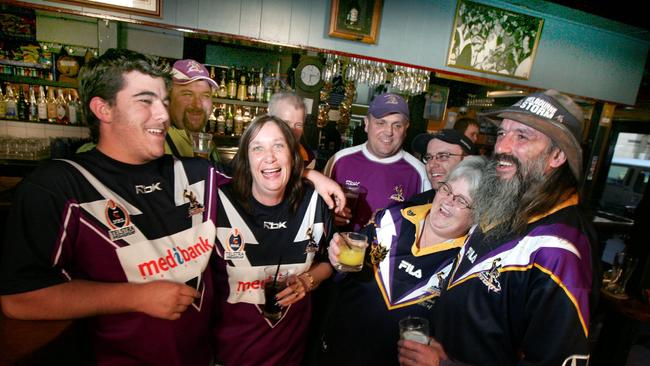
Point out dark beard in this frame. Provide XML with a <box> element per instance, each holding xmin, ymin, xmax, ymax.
<box><xmin>474</xmin><ymin>153</ymin><xmax>549</xmax><ymax>242</ymax></box>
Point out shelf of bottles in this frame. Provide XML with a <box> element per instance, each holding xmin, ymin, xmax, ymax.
<box><xmin>0</xmin><ymin>82</ymin><xmax>82</xmax><ymax>126</ymax></box>
<box><xmin>207</xmin><ymin>64</ymin><xmax>286</xmax><ymax>141</ymax></box>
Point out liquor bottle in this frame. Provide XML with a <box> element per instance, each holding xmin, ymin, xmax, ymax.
<box><xmin>234</xmin><ymin>107</ymin><xmax>244</xmax><ymax>136</ymax></box>
<box><xmin>217</xmin><ymin>70</ymin><xmax>228</xmax><ymax>98</ymax></box>
<box><xmin>225</xmin><ymin>105</ymin><xmax>234</xmax><ymax>136</ymax></box>
<box><xmin>247</xmin><ymin>67</ymin><xmax>257</xmax><ymax>102</ymax></box>
<box><xmin>207</xmin><ymin>105</ymin><xmax>217</xmax><ymax>133</ymax></box>
<box><xmin>67</xmin><ymin>89</ymin><xmax>78</xmax><ymax>125</ymax></box>
<box><xmin>215</xmin><ymin>104</ymin><xmax>226</xmax><ymax>136</ymax></box>
<box><xmin>4</xmin><ymin>85</ymin><xmax>18</xmax><ymax>120</ymax></box>
<box><xmin>237</xmin><ymin>68</ymin><xmax>247</xmax><ymax>101</ymax></box>
<box><xmin>17</xmin><ymin>85</ymin><xmax>28</xmax><ymax>121</ymax></box>
<box><xmin>0</xmin><ymin>86</ymin><xmax>6</xmax><ymax>119</ymax></box>
<box><xmin>71</xmin><ymin>90</ymin><xmax>83</xmax><ymax>124</ymax></box>
<box><xmin>242</xmin><ymin>107</ymin><xmax>252</xmax><ymax>132</ymax></box>
<box><xmin>256</xmin><ymin>68</ymin><xmax>265</xmax><ymax>102</ymax></box>
<box><xmin>37</xmin><ymin>86</ymin><xmax>48</xmax><ymax>122</ymax></box>
<box><xmin>227</xmin><ymin>66</ymin><xmax>237</xmax><ymax>100</ymax></box>
<box><xmin>55</xmin><ymin>88</ymin><xmax>68</xmax><ymax>124</ymax></box>
<box><xmin>28</xmin><ymin>86</ymin><xmax>38</xmax><ymax>122</ymax></box>
<box><xmin>46</xmin><ymin>86</ymin><xmax>57</xmax><ymax>123</ymax></box>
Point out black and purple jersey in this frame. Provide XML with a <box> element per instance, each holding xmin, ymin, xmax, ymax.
<box><xmin>1</xmin><ymin>149</ymin><xmax>227</xmax><ymax>365</ymax></box>
<box><xmin>212</xmin><ymin>184</ymin><xmax>333</xmax><ymax>366</ymax></box>
<box><xmin>435</xmin><ymin>194</ymin><xmax>594</xmax><ymax>365</ymax></box>
<box><xmin>323</xmin><ymin>143</ymin><xmax>430</xmax><ymax>231</ymax></box>
<box><xmin>315</xmin><ymin>201</ymin><xmax>462</xmax><ymax>365</ymax></box>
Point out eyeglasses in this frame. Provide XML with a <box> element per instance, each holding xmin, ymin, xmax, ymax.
<box><xmin>422</xmin><ymin>152</ymin><xmax>464</xmax><ymax>163</ymax></box>
<box><xmin>437</xmin><ymin>182</ymin><xmax>472</xmax><ymax>209</ymax></box>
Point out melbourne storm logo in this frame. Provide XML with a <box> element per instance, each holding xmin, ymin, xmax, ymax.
<box><xmin>478</xmin><ymin>258</ymin><xmax>502</xmax><ymax>293</ymax></box>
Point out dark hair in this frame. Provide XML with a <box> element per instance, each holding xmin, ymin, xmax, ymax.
<box><xmin>78</xmin><ymin>48</ymin><xmax>172</xmax><ymax>140</ymax></box>
<box><xmin>453</xmin><ymin>117</ymin><xmax>479</xmax><ymax>133</ymax></box>
<box><xmin>231</xmin><ymin>115</ymin><xmax>305</xmax><ymax>214</ymax></box>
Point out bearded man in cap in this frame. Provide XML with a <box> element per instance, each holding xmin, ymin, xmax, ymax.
<box><xmin>398</xmin><ymin>90</ymin><xmax>597</xmax><ymax>366</ymax></box>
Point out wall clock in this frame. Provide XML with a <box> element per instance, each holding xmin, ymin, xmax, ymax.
<box><xmin>295</xmin><ymin>57</ymin><xmax>324</xmax><ymax>92</ymax></box>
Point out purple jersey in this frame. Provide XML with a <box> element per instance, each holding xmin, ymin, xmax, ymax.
<box><xmin>323</xmin><ymin>143</ymin><xmax>430</xmax><ymax>230</ymax></box>
<box><xmin>1</xmin><ymin>150</ymin><xmax>228</xmax><ymax>366</ymax></box>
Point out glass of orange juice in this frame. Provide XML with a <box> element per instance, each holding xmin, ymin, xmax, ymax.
<box><xmin>335</xmin><ymin>232</ymin><xmax>368</xmax><ymax>272</ymax></box>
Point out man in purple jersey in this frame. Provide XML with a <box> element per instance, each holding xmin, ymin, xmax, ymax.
<box><xmin>323</xmin><ymin>93</ymin><xmax>430</xmax><ymax>231</ymax></box>
<box><xmin>399</xmin><ymin>90</ymin><xmax>598</xmax><ymax>366</ymax></box>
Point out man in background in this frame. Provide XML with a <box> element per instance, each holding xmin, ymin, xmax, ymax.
<box><xmin>323</xmin><ymin>93</ymin><xmax>430</xmax><ymax>230</ymax></box>
<box><xmin>269</xmin><ymin>91</ymin><xmax>316</xmax><ymax>169</ymax></box>
<box><xmin>167</xmin><ymin>59</ymin><xmax>219</xmax><ymax>160</ymax></box>
<box><xmin>408</xmin><ymin>128</ymin><xmax>474</xmax><ymax>204</ymax></box>
<box><xmin>399</xmin><ymin>89</ymin><xmax>597</xmax><ymax>366</ymax></box>
<box><xmin>453</xmin><ymin>117</ymin><xmax>480</xmax><ymax>144</ymax></box>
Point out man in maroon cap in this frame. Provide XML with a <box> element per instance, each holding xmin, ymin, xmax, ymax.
<box><xmin>323</xmin><ymin>93</ymin><xmax>430</xmax><ymax>230</ymax></box>
<box><xmin>167</xmin><ymin>59</ymin><xmax>218</xmax><ymax>159</ymax></box>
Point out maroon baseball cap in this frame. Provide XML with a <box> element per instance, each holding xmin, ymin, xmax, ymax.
<box><xmin>368</xmin><ymin>93</ymin><xmax>410</xmax><ymax>121</ymax></box>
<box><xmin>171</xmin><ymin>59</ymin><xmax>217</xmax><ymax>89</ymax></box>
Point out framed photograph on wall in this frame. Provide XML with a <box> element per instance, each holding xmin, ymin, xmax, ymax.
<box><xmin>50</xmin><ymin>0</ymin><xmax>162</xmax><ymax>17</ymax></box>
<box><xmin>328</xmin><ymin>0</ymin><xmax>383</xmax><ymax>44</ymax></box>
<box><xmin>446</xmin><ymin>0</ymin><xmax>544</xmax><ymax>80</ymax></box>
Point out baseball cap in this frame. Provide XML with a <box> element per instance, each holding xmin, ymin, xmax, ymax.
<box><xmin>412</xmin><ymin>129</ymin><xmax>475</xmax><ymax>157</ymax></box>
<box><xmin>479</xmin><ymin>89</ymin><xmax>584</xmax><ymax>180</ymax></box>
<box><xmin>368</xmin><ymin>93</ymin><xmax>410</xmax><ymax>121</ymax></box>
<box><xmin>171</xmin><ymin>59</ymin><xmax>218</xmax><ymax>89</ymax></box>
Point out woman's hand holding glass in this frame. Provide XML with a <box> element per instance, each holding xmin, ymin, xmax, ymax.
<box><xmin>274</xmin><ymin>272</ymin><xmax>313</xmax><ymax>307</ymax></box>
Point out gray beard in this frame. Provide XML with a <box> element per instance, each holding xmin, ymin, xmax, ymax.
<box><xmin>474</xmin><ymin>153</ymin><xmax>549</xmax><ymax>241</ymax></box>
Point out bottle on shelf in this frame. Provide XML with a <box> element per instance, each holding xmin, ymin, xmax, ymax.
<box><xmin>37</xmin><ymin>85</ymin><xmax>48</xmax><ymax>123</ymax></box>
<box><xmin>67</xmin><ymin>89</ymin><xmax>79</xmax><ymax>125</ymax></box>
<box><xmin>242</xmin><ymin>107</ymin><xmax>252</xmax><ymax>132</ymax></box>
<box><xmin>215</xmin><ymin>104</ymin><xmax>226</xmax><ymax>136</ymax></box>
<box><xmin>4</xmin><ymin>85</ymin><xmax>18</xmax><ymax>120</ymax></box>
<box><xmin>46</xmin><ymin>86</ymin><xmax>57</xmax><ymax>123</ymax></box>
<box><xmin>227</xmin><ymin>66</ymin><xmax>237</xmax><ymax>100</ymax></box>
<box><xmin>234</xmin><ymin>107</ymin><xmax>244</xmax><ymax>136</ymax></box>
<box><xmin>28</xmin><ymin>85</ymin><xmax>38</xmax><ymax>122</ymax></box>
<box><xmin>217</xmin><ymin>69</ymin><xmax>228</xmax><ymax>98</ymax></box>
<box><xmin>256</xmin><ymin>68</ymin><xmax>265</xmax><ymax>102</ymax></box>
<box><xmin>17</xmin><ymin>85</ymin><xmax>29</xmax><ymax>121</ymax></box>
<box><xmin>0</xmin><ymin>86</ymin><xmax>6</xmax><ymax>119</ymax></box>
<box><xmin>247</xmin><ymin>68</ymin><xmax>257</xmax><ymax>102</ymax></box>
<box><xmin>237</xmin><ymin>68</ymin><xmax>248</xmax><ymax>102</ymax></box>
<box><xmin>225</xmin><ymin>105</ymin><xmax>234</xmax><ymax>136</ymax></box>
<box><xmin>55</xmin><ymin>88</ymin><xmax>68</xmax><ymax>124</ymax></box>
<box><xmin>207</xmin><ymin>105</ymin><xmax>217</xmax><ymax>133</ymax></box>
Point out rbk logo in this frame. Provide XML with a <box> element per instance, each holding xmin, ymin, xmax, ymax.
<box><xmin>264</xmin><ymin>221</ymin><xmax>287</xmax><ymax>230</ymax></box>
<box><xmin>135</xmin><ymin>182</ymin><xmax>162</xmax><ymax>194</ymax></box>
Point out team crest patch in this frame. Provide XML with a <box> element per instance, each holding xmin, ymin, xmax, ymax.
<box><xmin>389</xmin><ymin>185</ymin><xmax>404</xmax><ymax>202</ymax></box>
<box><xmin>183</xmin><ymin>189</ymin><xmax>204</xmax><ymax>217</ymax></box>
<box><xmin>105</xmin><ymin>199</ymin><xmax>135</xmax><ymax>240</ymax></box>
<box><xmin>305</xmin><ymin>227</ymin><xmax>319</xmax><ymax>254</ymax></box>
<box><xmin>478</xmin><ymin>258</ymin><xmax>502</xmax><ymax>293</ymax></box>
<box><xmin>224</xmin><ymin>228</ymin><xmax>246</xmax><ymax>260</ymax></box>
<box><xmin>370</xmin><ymin>243</ymin><xmax>389</xmax><ymax>265</ymax></box>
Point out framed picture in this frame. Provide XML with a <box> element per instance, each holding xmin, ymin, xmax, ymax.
<box><xmin>424</xmin><ymin>85</ymin><xmax>449</xmax><ymax>131</ymax></box>
<box><xmin>50</xmin><ymin>0</ymin><xmax>162</xmax><ymax>17</ymax></box>
<box><xmin>328</xmin><ymin>0</ymin><xmax>383</xmax><ymax>44</ymax></box>
<box><xmin>446</xmin><ymin>0</ymin><xmax>544</xmax><ymax>80</ymax></box>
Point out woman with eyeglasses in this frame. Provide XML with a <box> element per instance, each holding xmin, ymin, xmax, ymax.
<box><xmin>307</xmin><ymin>156</ymin><xmax>487</xmax><ymax>366</ymax></box>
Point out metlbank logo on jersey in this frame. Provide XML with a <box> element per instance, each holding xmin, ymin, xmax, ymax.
<box><xmin>117</xmin><ymin>221</ymin><xmax>216</xmax><ymax>284</ymax></box>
